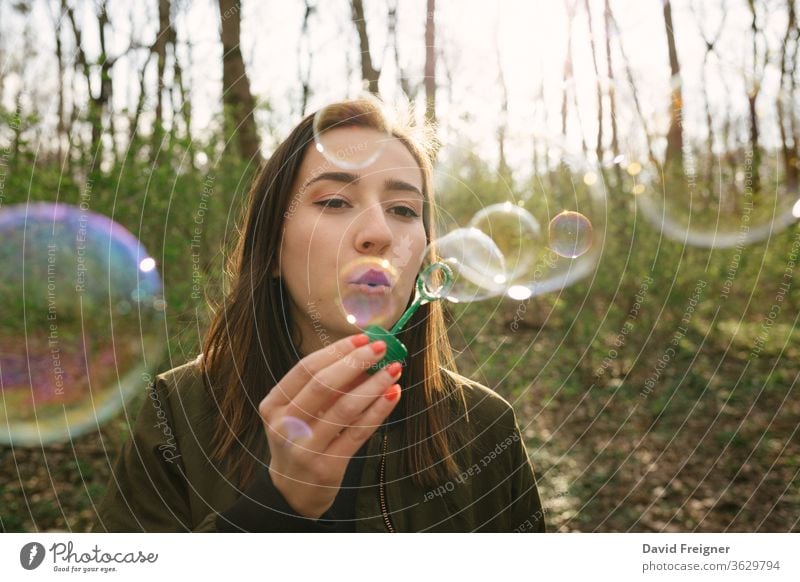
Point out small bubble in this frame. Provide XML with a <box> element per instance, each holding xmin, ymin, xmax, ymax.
<box><xmin>548</xmin><ymin>211</ymin><xmax>594</xmax><ymax>259</ymax></box>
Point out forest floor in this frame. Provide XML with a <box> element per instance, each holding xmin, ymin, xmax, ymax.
<box><xmin>1</xmin><ymin>303</ymin><xmax>798</xmax><ymax>532</ymax></box>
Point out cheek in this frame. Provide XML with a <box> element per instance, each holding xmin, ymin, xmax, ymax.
<box><xmin>398</xmin><ymin>228</ymin><xmax>428</xmax><ymax>285</ymax></box>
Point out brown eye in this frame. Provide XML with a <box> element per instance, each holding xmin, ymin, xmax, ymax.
<box><xmin>390</xmin><ymin>206</ymin><xmax>420</xmax><ymax>218</ymax></box>
<box><xmin>315</xmin><ymin>198</ymin><xmax>349</xmax><ymax>209</ymax></box>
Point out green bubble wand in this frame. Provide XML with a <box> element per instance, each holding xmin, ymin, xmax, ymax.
<box><xmin>364</xmin><ymin>261</ymin><xmax>454</xmax><ymax>373</ymax></box>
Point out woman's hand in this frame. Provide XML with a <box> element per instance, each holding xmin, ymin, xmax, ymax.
<box><xmin>258</xmin><ymin>334</ymin><xmax>402</xmax><ymax>519</ymax></box>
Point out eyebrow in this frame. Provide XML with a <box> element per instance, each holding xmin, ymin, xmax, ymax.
<box><xmin>303</xmin><ymin>171</ymin><xmax>423</xmax><ymax>198</ymax></box>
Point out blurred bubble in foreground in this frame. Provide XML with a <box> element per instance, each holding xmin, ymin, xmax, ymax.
<box><xmin>338</xmin><ymin>256</ymin><xmax>402</xmax><ymax>329</ymax></box>
<box><xmin>0</xmin><ymin>203</ymin><xmax>166</xmax><ymax>446</ymax></box>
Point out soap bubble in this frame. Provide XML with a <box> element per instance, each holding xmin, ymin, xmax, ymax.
<box><xmin>548</xmin><ymin>211</ymin><xmax>594</xmax><ymax>258</ymax></box>
<box><xmin>633</xmin><ymin>77</ymin><xmax>800</xmax><ymax>247</ymax></box>
<box><xmin>468</xmin><ymin>202</ymin><xmax>544</xmax><ymax>279</ymax></box>
<box><xmin>635</xmin><ymin>152</ymin><xmax>799</xmax><ymax>247</ymax></box>
<box><xmin>313</xmin><ymin>101</ymin><xmax>392</xmax><ymax>169</ymax></box>
<box><xmin>502</xmin><ymin>139</ymin><xmax>606</xmax><ymax>299</ymax></box>
<box><xmin>424</xmin><ymin>227</ymin><xmax>507</xmax><ymax>303</ymax></box>
<box><xmin>0</xmin><ymin>203</ymin><xmax>166</xmax><ymax>446</ymax></box>
<box><xmin>337</xmin><ymin>256</ymin><xmax>402</xmax><ymax>329</ymax></box>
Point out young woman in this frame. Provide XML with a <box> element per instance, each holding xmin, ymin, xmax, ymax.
<box><xmin>94</xmin><ymin>99</ymin><xmax>546</xmax><ymax>532</ymax></box>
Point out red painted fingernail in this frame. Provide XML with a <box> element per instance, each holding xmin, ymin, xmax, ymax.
<box><xmin>385</xmin><ymin>362</ymin><xmax>403</xmax><ymax>378</ymax></box>
<box><xmin>370</xmin><ymin>340</ymin><xmax>387</xmax><ymax>354</ymax></box>
<box><xmin>351</xmin><ymin>334</ymin><xmax>369</xmax><ymax>347</ymax></box>
<box><xmin>384</xmin><ymin>384</ymin><xmax>401</xmax><ymax>402</ymax></box>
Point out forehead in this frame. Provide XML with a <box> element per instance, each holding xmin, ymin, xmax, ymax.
<box><xmin>296</xmin><ymin>126</ymin><xmax>423</xmax><ymax>190</ymax></box>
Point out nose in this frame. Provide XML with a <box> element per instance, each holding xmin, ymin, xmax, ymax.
<box><xmin>353</xmin><ymin>204</ymin><xmax>393</xmax><ymax>254</ymax></box>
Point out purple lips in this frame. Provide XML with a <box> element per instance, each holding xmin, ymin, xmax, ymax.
<box><xmin>353</xmin><ymin>269</ymin><xmax>391</xmax><ymax>287</ymax></box>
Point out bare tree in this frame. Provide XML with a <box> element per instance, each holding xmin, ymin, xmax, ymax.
<box><xmin>777</xmin><ymin>0</ymin><xmax>800</xmax><ymax>188</ymax></box>
<box><xmin>129</xmin><ymin>51</ymin><xmax>154</xmax><ymax>146</ymax></box>
<box><xmin>48</xmin><ymin>0</ymin><xmax>67</xmax><ymax>164</ymax></box>
<box><xmin>607</xmin><ymin>3</ymin><xmax>655</xmax><ymax>164</ymax></box>
<box><xmin>386</xmin><ymin>1</ymin><xmax>417</xmax><ymax>102</ymax></box>
<box><xmin>171</xmin><ymin>25</ymin><xmax>192</xmax><ymax>147</ymax></box>
<box><xmin>558</xmin><ymin>0</ymin><xmax>589</xmax><ymax>156</ymax></box>
<box><xmin>690</xmin><ymin>0</ymin><xmax>727</xmax><ymax>189</ymax></box>
<box><xmin>154</xmin><ymin>0</ymin><xmax>171</xmax><ymax>143</ymax></box>
<box><xmin>298</xmin><ymin>0</ymin><xmax>315</xmax><ymax>116</ymax></box>
<box><xmin>662</xmin><ymin>0</ymin><xmax>684</xmax><ymax>168</ymax></box>
<box><xmin>603</xmin><ymin>0</ymin><xmax>622</xmax><ymax>185</ymax></box>
<box><xmin>63</xmin><ymin>0</ymin><xmax>104</xmax><ymax>160</ymax></box>
<box><xmin>495</xmin><ymin>32</ymin><xmax>510</xmax><ymax>180</ymax></box>
<box><xmin>218</xmin><ymin>0</ymin><xmax>260</xmax><ymax>160</ymax></box>
<box><xmin>745</xmin><ymin>0</ymin><xmax>766</xmax><ymax>191</ymax></box>
<box><xmin>424</xmin><ymin>0</ymin><xmax>436</xmax><ymax>125</ymax></box>
<box><xmin>560</xmin><ymin>0</ymin><xmax>577</xmax><ymax>140</ymax></box>
<box><xmin>350</xmin><ymin>0</ymin><xmax>381</xmax><ymax>94</ymax></box>
<box><xmin>776</xmin><ymin>0</ymin><xmax>800</xmax><ymax>188</ymax></box>
<box><xmin>584</xmin><ymin>0</ymin><xmax>604</xmax><ymax>161</ymax></box>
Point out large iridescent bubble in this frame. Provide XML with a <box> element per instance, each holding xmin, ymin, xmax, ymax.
<box><xmin>423</xmin><ymin>227</ymin><xmax>507</xmax><ymax>303</ymax></box>
<box><xmin>635</xmin><ymin>153</ymin><xmax>800</xmax><ymax>248</ymax></box>
<box><xmin>468</xmin><ymin>202</ymin><xmax>543</xmax><ymax>280</ymax></box>
<box><xmin>0</xmin><ymin>203</ymin><xmax>166</xmax><ymax>446</ymax></box>
<box><xmin>632</xmin><ymin>70</ymin><xmax>800</xmax><ymax>247</ymax></box>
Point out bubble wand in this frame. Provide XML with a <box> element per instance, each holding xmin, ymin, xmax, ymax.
<box><xmin>363</xmin><ymin>262</ymin><xmax>454</xmax><ymax>373</ymax></box>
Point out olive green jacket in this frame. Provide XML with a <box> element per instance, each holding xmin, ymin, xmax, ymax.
<box><xmin>94</xmin><ymin>359</ymin><xmax>546</xmax><ymax>533</ymax></box>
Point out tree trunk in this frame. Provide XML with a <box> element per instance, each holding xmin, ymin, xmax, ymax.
<box><xmin>662</xmin><ymin>0</ymin><xmax>684</xmax><ymax>169</ymax></box>
<box><xmin>350</xmin><ymin>0</ymin><xmax>381</xmax><ymax>94</ymax></box>
<box><xmin>96</xmin><ymin>0</ymin><xmax>116</xmax><ymax>163</ymax></box>
<box><xmin>603</xmin><ymin>0</ymin><xmax>622</xmax><ymax>186</ymax></box>
<box><xmin>608</xmin><ymin>5</ymin><xmax>655</xmax><ymax>164</ymax></box>
<box><xmin>154</xmin><ymin>0</ymin><xmax>170</xmax><ymax>145</ymax></box>
<box><xmin>746</xmin><ymin>0</ymin><xmax>762</xmax><ymax>192</ymax></box>
<box><xmin>496</xmin><ymin>38</ymin><xmax>510</xmax><ymax>179</ymax></box>
<box><xmin>424</xmin><ymin>0</ymin><xmax>436</xmax><ymax>126</ymax></box>
<box><xmin>584</xmin><ymin>0</ymin><xmax>604</xmax><ymax>161</ymax></box>
<box><xmin>298</xmin><ymin>0</ymin><xmax>314</xmax><ymax>116</ymax></box>
<box><xmin>690</xmin><ymin>0</ymin><xmax>727</xmax><ymax>199</ymax></box>
<box><xmin>788</xmin><ymin>3</ymin><xmax>800</xmax><ymax>188</ymax></box>
<box><xmin>130</xmin><ymin>52</ymin><xmax>153</xmax><ymax>145</ymax></box>
<box><xmin>51</xmin><ymin>2</ymin><xmax>67</xmax><ymax>165</ymax></box>
<box><xmin>63</xmin><ymin>0</ymin><xmax>101</xmax><ymax>160</ymax></box>
<box><xmin>388</xmin><ymin>1</ymin><xmax>416</xmax><ymax>101</ymax></box>
<box><xmin>218</xmin><ymin>0</ymin><xmax>260</xmax><ymax>160</ymax></box>
<box><xmin>560</xmin><ymin>0</ymin><xmax>576</xmax><ymax>139</ymax></box>
<box><xmin>172</xmin><ymin>35</ymin><xmax>192</xmax><ymax>146</ymax></box>
<box><xmin>776</xmin><ymin>0</ymin><xmax>799</xmax><ymax>188</ymax></box>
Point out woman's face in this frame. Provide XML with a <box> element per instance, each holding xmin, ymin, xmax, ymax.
<box><xmin>278</xmin><ymin>126</ymin><xmax>428</xmax><ymax>354</ymax></box>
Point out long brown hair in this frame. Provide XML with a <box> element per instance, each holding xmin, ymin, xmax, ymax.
<box><xmin>201</xmin><ymin>98</ymin><xmax>467</xmax><ymax>489</ymax></box>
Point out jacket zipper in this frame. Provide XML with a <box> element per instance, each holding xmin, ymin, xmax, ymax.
<box><xmin>378</xmin><ymin>432</ymin><xmax>396</xmax><ymax>533</ymax></box>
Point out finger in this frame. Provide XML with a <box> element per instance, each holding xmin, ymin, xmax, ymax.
<box><xmin>326</xmin><ymin>381</ymin><xmax>402</xmax><ymax>459</ymax></box>
<box><xmin>263</xmin><ymin>334</ymin><xmax>370</xmax><ymax>409</ymax></box>
<box><xmin>310</xmin><ymin>362</ymin><xmax>402</xmax><ymax>449</ymax></box>
<box><xmin>282</xmin><ymin>340</ymin><xmax>389</xmax><ymax>423</ymax></box>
